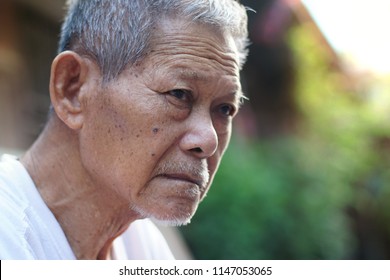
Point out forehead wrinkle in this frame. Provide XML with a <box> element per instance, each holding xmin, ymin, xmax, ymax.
<box><xmin>150</xmin><ymin>34</ymin><xmax>240</xmax><ymax>71</ymax></box>
<box><xmin>160</xmin><ymin>34</ymin><xmax>237</xmax><ymax>59</ymax></box>
<box><xmin>170</xmin><ymin>66</ymin><xmax>241</xmax><ymax>92</ymax></box>
<box><xmin>145</xmin><ymin>48</ymin><xmax>239</xmax><ymax>83</ymax></box>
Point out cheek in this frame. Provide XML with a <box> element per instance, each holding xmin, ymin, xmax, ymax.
<box><xmin>78</xmin><ymin>116</ymin><xmax>133</xmax><ymax>188</ymax></box>
<box><xmin>78</xmin><ymin>108</ymin><xmax>145</xmax><ymax>187</ymax></box>
<box><xmin>78</xmin><ymin>100</ymin><xmax>178</xmax><ymax>194</ymax></box>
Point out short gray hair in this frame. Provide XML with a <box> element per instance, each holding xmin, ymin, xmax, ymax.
<box><xmin>59</xmin><ymin>0</ymin><xmax>249</xmax><ymax>82</ymax></box>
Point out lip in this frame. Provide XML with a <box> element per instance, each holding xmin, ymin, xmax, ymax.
<box><xmin>159</xmin><ymin>173</ymin><xmax>202</xmax><ymax>187</ymax></box>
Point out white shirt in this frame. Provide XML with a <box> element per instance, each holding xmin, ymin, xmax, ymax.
<box><xmin>0</xmin><ymin>154</ymin><xmax>174</xmax><ymax>260</ymax></box>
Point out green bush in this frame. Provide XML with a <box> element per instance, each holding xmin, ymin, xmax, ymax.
<box><xmin>181</xmin><ymin>138</ymin><xmax>354</xmax><ymax>259</ymax></box>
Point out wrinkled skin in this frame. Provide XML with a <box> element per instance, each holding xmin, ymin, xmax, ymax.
<box><xmin>79</xmin><ymin>18</ymin><xmax>242</xmax><ymax>226</ymax></box>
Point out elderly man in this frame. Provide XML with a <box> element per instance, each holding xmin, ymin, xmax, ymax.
<box><xmin>0</xmin><ymin>0</ymin><xmax>249</xmax><ymax>259</ymax></box>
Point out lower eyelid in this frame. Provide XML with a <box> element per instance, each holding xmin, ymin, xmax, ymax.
<box><xmin>165</xmin><ymin>95</ymin><xmax>192</xmax><ymax>110</ymax></box>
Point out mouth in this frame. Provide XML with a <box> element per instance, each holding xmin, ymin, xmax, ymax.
<box><xmin>152</xmin><ymin>161</ymin><xmax>210</xmax><ymax>193</ymax></box>
<box><xmin>159</xmin><ymin>173</ymin><xmax>204</xmax><ymax>188</ymax></box>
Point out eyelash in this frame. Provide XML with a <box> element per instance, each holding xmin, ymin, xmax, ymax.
<box><xmin>164</xmin><ymin>89</ymin><xmax>193</xmax><ymax>110</ymax></box>
<box><xmin>168</xmin><ymin>89</ymin><xmax>192</xmax><ymax>102</ymax></box>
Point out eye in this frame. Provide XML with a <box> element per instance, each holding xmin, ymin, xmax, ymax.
<box><xmin>218</xmin><ymin>104</ymin><xmax>237</xmax><ymax>117</ymax></box>
<box><xmin>170</xmin><ymin>89</ymin><xmax>190</xmax><ymax>100</ymax></box>
<box><xmin>165</xmin><ymin>89</ymin><xmax>193</xmax><ymax>109</ymax></box>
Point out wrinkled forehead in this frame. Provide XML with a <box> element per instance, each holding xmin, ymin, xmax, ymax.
<box><xmin>146</xmin><ymin>17</ymin><xmax>241</xmax><ymax>75</ymax></box>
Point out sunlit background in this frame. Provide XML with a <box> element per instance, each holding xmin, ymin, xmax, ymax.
<box><xmin>1</xmin><ymin>0</ymin><xmax>390</xmax><ymax>259</ymax></box>
<box><xmin>303</xmin><ymin>0</ymin><xmax>390</xmax><ymax>75</ymax></box>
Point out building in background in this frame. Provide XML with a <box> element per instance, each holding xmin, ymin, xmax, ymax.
<box><xmin>0</xmin><ymin>0</ymin><xmax>61</xmax><ymax>150</ymax></box>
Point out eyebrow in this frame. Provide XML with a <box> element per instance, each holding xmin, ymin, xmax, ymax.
<box><xmin>175</xmin><ymin>68</ymin><xmax>244</xmax><ymax>101</ymax></box>
<box><xmin>178</xmin><ymin>69</ymin><xmax>210</xmax><ymax>82</ymax></box>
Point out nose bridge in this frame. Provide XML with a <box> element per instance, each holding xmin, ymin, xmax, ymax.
<box><xmin>181</xmin><ymin>109</ymin><xmax>218</xmax><ymax>158</ymax></box>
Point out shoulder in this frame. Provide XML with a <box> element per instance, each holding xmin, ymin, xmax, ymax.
<box><xmin>0</xmin><ymin>200</ymin><xmax>34</xmax><ymax>259</ymax></box>
<box><xmin>0</xmin><ymin>156</ymin><xmax>34</xmax><ymax>259</ymax></box>
<box><xmin>0</xmin><ymin>155</ymin><xmax>30</xmax><ymax>217</ymax></box>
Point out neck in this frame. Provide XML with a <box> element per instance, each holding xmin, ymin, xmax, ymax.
<box><xmin>21</xmin><ymin>117</ymin><xmax>139</xmax><ymax>259</ymax></box>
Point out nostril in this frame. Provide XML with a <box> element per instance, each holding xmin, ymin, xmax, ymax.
<box><xmin>190</xmin><ymin>147</ymin><xmax>203</xmax><ymax>153</ymax></box>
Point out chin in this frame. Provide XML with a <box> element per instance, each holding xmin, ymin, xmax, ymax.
<box><xmin>131</xmin><ymin>204</ymin><xmax>197</xmax><ymax>227</ymax></box>
<box><xmin>150</xmin><ymin>216</ymin><xmax>193</xmax><ymax>227</ymax></box>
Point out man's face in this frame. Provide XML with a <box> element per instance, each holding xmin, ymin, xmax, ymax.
<box><xmin>79</xmin><ymin>18</ymin><xmax>242</xmax><ymax>226</ymax></box>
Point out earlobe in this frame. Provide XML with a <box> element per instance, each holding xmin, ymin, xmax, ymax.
<box><xmin>50</xmin><ymin>51</ymin><xmax>88</xmax><ymax>130</ymax></box>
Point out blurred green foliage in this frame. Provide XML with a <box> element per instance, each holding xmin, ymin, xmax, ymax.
<box><xmin>180</xmin><ymin>25</ymin><xmax>390</xmax><ymax>259</ymax></box>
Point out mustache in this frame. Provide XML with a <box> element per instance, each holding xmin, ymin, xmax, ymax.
<box><xmin>153</xmin><ymin>160</ymin><xmax>210</xmax><ymax>189</ymax></box>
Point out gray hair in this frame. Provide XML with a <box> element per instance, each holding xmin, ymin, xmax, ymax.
<box><xmin>59</xmin><ymin>0</ymin><xmax>249</xmax><ymax>82</ymax></box>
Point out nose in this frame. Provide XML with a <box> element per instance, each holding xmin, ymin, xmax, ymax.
<box><xmin>180</xmin><ymin>114</ymin><xmax>218</xmax><ymax>159</ymax></box>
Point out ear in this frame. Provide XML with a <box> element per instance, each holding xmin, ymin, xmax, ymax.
<box><xmin>50</xmin><ymin>51</ymin><xmax>89</xmax><ymax>130</ymax></box>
